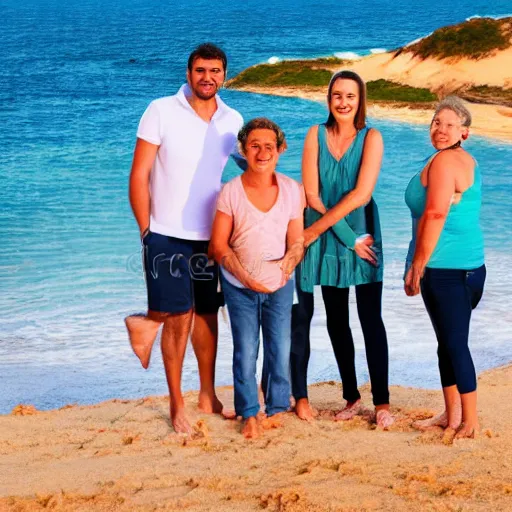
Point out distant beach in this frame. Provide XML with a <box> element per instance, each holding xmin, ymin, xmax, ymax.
<box><xmin>231</xmin><ymin>85</ymin><xmax>512</xmax><ymax>142</ymax></box>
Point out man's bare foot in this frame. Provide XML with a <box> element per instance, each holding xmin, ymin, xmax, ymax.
<box><xmin>125</xmin><ymin>315</ymin><xmax>160</xmax><ymax>369</ymax></box>
<box><xmin>221</xmin><ymin>409</ymin><xmax>237</xmax><ymax>420</ymax></box>
<box><xmin>294</xmin><ymin>398</ymin><xmax>317</xmax><ymax>421</ymax></box>
<box><xmin>198</xmin><ymin>392</ymin><xmax>237</xmax><ymax>419</ymax></box>
<box><xmin>242</xmin><ymin>416</ymin><xmax>260</xmax><ymax>439</ymax></box>
<box><xmin>455</xmin><ymin>422</ymin><xmax>479</xmax><ymax>439</ymax></box>
<box><xmin>171</xmin><ymin>406</ymin><xmax>193</xmax><ymax>435</ymax></box>
<box><xmin>334</xmin><ymin>399</ymin><xmax>363</xmax><ymax>421</ymax></box>
<box><xmin>198</xmin><ymin>392</ymin><xmax>224</xmax><ymax>414</ymax></box>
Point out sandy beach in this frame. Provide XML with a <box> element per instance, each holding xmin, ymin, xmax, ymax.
<box><xmin>232</xmin><ymin>85</ymin><xmax>512</xmax><ymax>143</ymax></box>
<box><xmin>1</xmin><ymin>364</ymin><xmax>511</xmax><ymax>511</ymax></box>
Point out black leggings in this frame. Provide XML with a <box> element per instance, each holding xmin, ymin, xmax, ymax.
<box><xmin>291</xmin><ymin>281</ymin><xmax>390</xmax><ymax>406</ymax></box>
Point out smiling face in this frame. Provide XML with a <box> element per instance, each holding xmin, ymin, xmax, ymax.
<box><xmin>243</xmin><ymin>128</ymin><xmax>281</xmax><ymax>174</ymax></box>
<box><xmin>328</xmin><ymin>78</ymin><xmax>360</xmax><ymax>125</ymax></box>
<box><xmin>430</xmin><ymin>108</ymin><xmax>468</xmax><ymax>150</ymax></box>
<box><xmin>187</xmin><ymin>57</ymin><xmax>225</xmax><ymax>100</ymax></box>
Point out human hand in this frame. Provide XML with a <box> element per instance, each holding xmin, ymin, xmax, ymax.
<box><xmin>140</xmin><ymin>226</ymin><xmax>150</xmax><ymax>240</ymax></box>
<box><xmin>404</xmin><ymin>264</ymin><xmax>424</xmax><ymax>296</ymax></box>
<box><xmin>277</xmin><ymin>238</ymin><xmax>304</xmax><ymax>280</ymax></box>
<box><xmin>354</xmin><ymin>235</ymin><xmax>377</xmax><ymax>266</ymax></box>
<box><xmin>245</xmin><ymin>277</ymin><xmax>272</xmax><ymax>294</ymax></box>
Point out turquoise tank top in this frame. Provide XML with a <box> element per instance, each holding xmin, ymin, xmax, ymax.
<box><xmin>404</xmin><ymin>153</ymin><xmax>484</xmax><ymax>270</ymax></box>
<box><xmin>300</xmin><ymin>124</ymin><xmax>383</xmax><ymax>293</ymax></box>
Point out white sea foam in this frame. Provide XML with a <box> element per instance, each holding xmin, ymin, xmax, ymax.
<box><xmin>267</xmin><ymin>56</ymin><xmax>280</xmax><ymax>64</ymax></box>
<box><xmin>334</xmin><ymin>51</ymin><xmax>362</xmax><ymax>61</ymax></box>
<box><xmin>466</xmin><ymin>13</ymin><xmax>512</xmax><ymax>20</ymax></box>
<box><xmin>405</xmin><ymin>33</ymin><xmax>433</xmax><ymax>47</ymax></box>
<box><xmin>370</xmin><ymin>48</ymin><xmax>387</xmax><ymax>54</ymax></box>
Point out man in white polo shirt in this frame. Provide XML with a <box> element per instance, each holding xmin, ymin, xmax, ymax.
<box><xmin>125</xmin><ymin>43</ymin><xmax>243</xmax><ymax>434</ymax></box>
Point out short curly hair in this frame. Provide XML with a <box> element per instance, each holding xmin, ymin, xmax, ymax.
<box><xmin>237</xmin><ymin>118</ymin><xmax>286</xmax><ymax>151</ymax></box>
<box><xmin>433</xmin><ymin>96</ymin><xmax>472</xmax><ymax>127</ymax></box>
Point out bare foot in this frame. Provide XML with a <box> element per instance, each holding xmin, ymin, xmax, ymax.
<box><xmin>413</xmin><ymin>411</ymin><xmax>448</xmax><ymax>430</ymax></box>
<box><xmin>335</xmin><ymin>399</ymin><xmax>363</xmax><ymax>421</ymax></box>
<box><xmin>455</xmin><ymin>422</ymin><xmax>479</xmax><ymax>439</ymax></box>
<box><xmin>221</xmin><ymin>409</ymin><xmax>237</xmax><ymax>420</ymax></box>
<box><xmin>242</xmin><ymin>416</ymin><xmax>260</xmax><ymax>439</ymax></box>
<box><xmin>376</xmin><ymin>409</ymin><xmax>394</xmax><ymax>430</ymax></box>
<box><xmin>171</xmin><ymin>407</ymin><xmax>193</xmax><ymax>435</ymax></box>
<box><xmin>294</xmin><ymin>398</ymin><xmax>317</xmax><ymax>421</ymax></box>
<box><xmin>198</xmin><ymin>392</ymin><xmax>224</xmax><ymax>414</ymax></box>
<box><xmin>125</xmin><ymin>314</ymin><xmax>160</xmax><ymax>369</ymax></box>
<box><xmin>442</xmin><ymin>427</ymin><xmax>457</xmax><ymax>445</ymax></box>
<box><xmin>260</xmin><ymin>412</ymin><xmax>286</xmax><ymax>430</ymax></box>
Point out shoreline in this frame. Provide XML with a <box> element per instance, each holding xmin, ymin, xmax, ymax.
<box><xmin>231</xmin><ymin>85</ymin><xmax>512</xmax><ymax>143</ymax></box>
<box><xmin>2</xmin><ymin>364</ymin><xmax>511</xmax><ymax>511</ymax></box>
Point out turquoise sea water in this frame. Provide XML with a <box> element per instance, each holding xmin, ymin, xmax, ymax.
<box><xmin>1</xmin><ymin>0</ymin><xmax>511</xmax><ymax>412</ymax></box>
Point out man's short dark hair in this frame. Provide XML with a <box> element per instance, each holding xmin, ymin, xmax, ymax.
<box><xmin>187</xmin><ymin>43</ymin><xmax>227</xmax><ymax>72</ymax></box>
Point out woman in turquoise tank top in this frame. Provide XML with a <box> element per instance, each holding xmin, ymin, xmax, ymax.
<box><xmin>404</xmin><ymin>97</ymin><xmax>486</xmax><ymax>439</ymax></box>
<box><xmin>290</xmin><ymin>71</ymin><xmax>393</xmax><ymax>428</ymax></box>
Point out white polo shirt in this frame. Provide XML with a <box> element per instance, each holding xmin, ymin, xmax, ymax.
<box><xmin>137</xmin><ymin>84</ymin><xmax>243</xmax><ymax>240</ymax></box>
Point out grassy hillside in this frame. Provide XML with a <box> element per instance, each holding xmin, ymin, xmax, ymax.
<box><xmin>404</xmin><ymin>17</ymin><xmax>512</xmax><ymax>60</ymax></box>
<box><xmin>226</xmin><ymin>58</ymin><xmax>343</xmax><ymax>88</ymax></box>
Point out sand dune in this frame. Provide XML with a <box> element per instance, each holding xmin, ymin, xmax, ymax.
<box><xmin>1</xmin><ymin>365</ymin><xmax>511</xmax><ymax>511</ymax></box>
<box><xmin>347</xmin><ymin>47</ymin><xmax>512</xmax><ymax>92</ymax></box>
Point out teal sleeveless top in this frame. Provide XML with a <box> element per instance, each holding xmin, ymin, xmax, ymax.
<box><xmin>299</xmin><ymin>124</ymin><xmax>384</xmax><ymax>293</ymax></box>
<box><xmin>404</xmin><ymin>153</ymin><xmax>484</xmax><ymax>270</ymax></box>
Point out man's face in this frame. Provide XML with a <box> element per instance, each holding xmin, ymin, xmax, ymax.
<box><xmin>187</xmin><ymin>58</ymin><xmax>225</xmax><ymax>100</ymax></box>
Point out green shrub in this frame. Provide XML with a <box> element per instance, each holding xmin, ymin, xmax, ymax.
<box><xmin>407</xmin><ymin>17</ymin><xmax>512</xmax><ymax>60</ymax></box>
<box><xmin>366</xmin><ymin>80</ymin><xmax>437</xmax><ymax>102</ymax></box>
<box><xmin>227</xmin><ymin>59</ymin><xmax>345</xmax><ymax>88</ymax></box>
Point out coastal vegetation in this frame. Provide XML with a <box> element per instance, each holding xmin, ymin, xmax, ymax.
<box><xmin>366</xmin><ymin>80</ymin><xmax>436</xmax><ymax>103</ymax></box>
<box><xmin>226</xmin><ymin>58</ymin><xmax>343</xmax><ymax>88</ymax></box>
<box><xmin>227</xmin><ymin>18</ymin><xmax>512</xmax><ymax>107</ymax></box>
<box><xmin>405</xmin><ymin>17</ymin><xmax>512</xmax><ymax>60</ymax></box>
<box><xmin>227</xmin><ymin>61</ymin><xmax>437</xmax><ymax>104</ymax></box>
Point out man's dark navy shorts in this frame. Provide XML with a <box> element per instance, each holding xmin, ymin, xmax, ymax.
<box><xmin>142</xmin><ymin>232</ymin><xmax>223</xmax><ymax>315</ymax></box>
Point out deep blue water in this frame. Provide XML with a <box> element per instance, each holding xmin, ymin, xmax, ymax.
<box><xmin>1</xmin><ymin>0</ymin><xmax>511</xmax><ymax>413</ymax></box>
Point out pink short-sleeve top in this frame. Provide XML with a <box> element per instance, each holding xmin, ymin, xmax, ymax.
<box><xmin>216</xmin><ymin>172</ymin><xmax>304</xmax><ymax>292</ymax></box>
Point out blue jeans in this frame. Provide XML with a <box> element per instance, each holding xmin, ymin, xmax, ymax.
<box><xmin>421</xmin><ymin>264</ymin><xmax>486</xmax><ymax>394</ymax></box>
<box><xmin>221</xmin><ymin>275</ymin><xmax>294</xmax><ymax>419</ymax></box>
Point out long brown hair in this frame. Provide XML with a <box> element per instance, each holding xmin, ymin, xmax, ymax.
<box><xmin>326</xmin><ymin>70</ymin><xmax>367</xmax><ymax>130</ymax></box>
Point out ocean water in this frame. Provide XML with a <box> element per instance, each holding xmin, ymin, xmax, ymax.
<box><xmin>1</xmin><ymin>0</ymin><xmax>511</xmax><ymax>413</ymax></box>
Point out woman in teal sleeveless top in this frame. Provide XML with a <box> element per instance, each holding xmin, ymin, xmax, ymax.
<box><xmin>404</xmin><ymin>97</ymin><xmax>486</xmax><ymax>439</ymax></box>
<box><xmin>290</xmin><ymin>71</ymin><xmax>393</xmax><ymax>428</ymax></box>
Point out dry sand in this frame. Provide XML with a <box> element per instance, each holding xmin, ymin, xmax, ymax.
<box><xmin>1</xmin><ymin>364</ymin><xmax>511</xmax><ymax>511</ymax></box>
<box><xmin>346</xmin><ymin>48</ymin><xmax>512</xmax><ymax>91</ymax></box>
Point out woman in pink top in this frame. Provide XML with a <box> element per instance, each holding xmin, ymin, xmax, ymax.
<box><xmin>210</xmin><ymin>118</ymin><xmax>304</xmax><ymax>439</ymax></box>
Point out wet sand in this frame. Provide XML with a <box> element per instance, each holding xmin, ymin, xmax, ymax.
<box><xmin>1</xmin><ymin>364</ymin><xmax>511</xmax><ymax>511</ymax></box>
